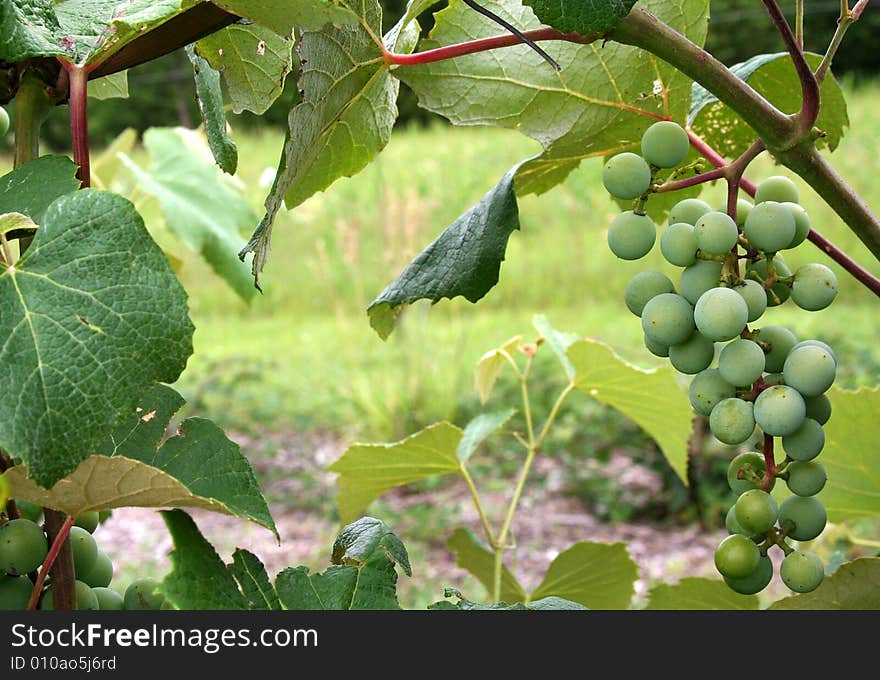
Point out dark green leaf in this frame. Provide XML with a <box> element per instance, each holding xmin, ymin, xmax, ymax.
<box><xmin>645</xmin><ymin>577</ymin><xmax>759</xmax><ymax>610</ymax></box>
<box><xmin>94</xmin><ymin>384</ymin><xmax>185</xmax><ymax>459</ymax></box>
<box><xmin>0</xmin><ymin>0</ymin><xmax>64</xmax><ymax>62</ymax></box>
<box><xmin>430</xmin><ymin>588</ymin><xmax>587</xmax><ymax>610</ymax></box>
<box><xmin>769</xmin><ymin>558</ymin><xmax>880</xmax><ymax>610</ymax></box>
<box><xmin>522</xmin><ymin>0</ymin><xmax>637</xmax><ymax>34</ymax></box>
<box><xmin>446</xmin><ymin>527</ymin><xmax>527</xmax><ymax>602</ymax></box>
<box><xmin>211</xmin><ymin>0</ymin><xmax>358</xmax><ymax>34</ymax></box>
<box><xmin>186</xmin><ymin>45</ymin><xmax>238</xmax><ymax>175</ymax></box>
<box><xmin>229</xmin><ymin>549</ymin><xmax>281</xmax><ymax>611</ymax></box>
<box><xmin>0</xmin><ymin>156</ymin><xmax>80</xmax><ymax>223</ymax></box>
<box><xmin>457</xmin><ymin>409</ymin><xmax>516</xmax><ymax>463</ymax></box>
<box><xmin>332</xmin><ymin>516</ymin><xmax>412</xmax><ymax>576</ymax></box>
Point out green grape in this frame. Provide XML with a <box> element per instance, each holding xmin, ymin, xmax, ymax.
<box><xmin>718</xmin><ymin>339</ymin><xmax>765</xmax><ymax>386</ymax></box>
<box><xmin>780</xmin><ymin>550</ymin><xmax>824</xmax><ymax>593</ymax></box>
<box><xmin>786</xmin><ymin>460</ymin><xmax>827</xmax><ymax>496</ymax></box>
<box><xmin>714</xmin><ymin>534</ymin><xmax>761</xmax><ymax>579</ymax></box>
<box><xmin>603</xmin><ymin>153</ymin><xmax>652</xmax><ymax>199</ymax></box>
<box><xmin>641</xmin><ymin>293</ymin><xmax>695</xmax><ymax>346</ymax></box>
<box><xmin>608</xmin><ymin>211</ymin><xmax>656</xmax><ymax>260</ymax></box>
<box><xmin>0</xmin><ymin>107</ymin><xmax>9</xmax><ymax>138</ymax></box>
<box><xmin>727</xmin><ymin>451</ymin><xmax>773</xmax><ymax>494</ymax></box>
<box><xmin>0</xmin><ymin>575</ymin><xmax>33</xmax><ymax>610</ymax></box>
<box><xmin>718</xmin><ymin>198</ymin><xmax>754</xmax><ymax>227</ymax></box>
<box><xmin>14</xmin><ymin>500</ymin><xmax>42</xmax><ymax>524</ymax></box>
<box><xmin>782</xmin><ymin>202</ymin><xmax>811</xmax><ymax>248</ymax></box>
<box><xmin>694</xmin><ymin>211</ymin><xmax>739</xmax><ymax>256</ymax></box>
<box><xmin>791</xmin><ymin>263</ymin><xmax>838</xmax><ymax>311</ymax></box>
<box><xmin>668</xmin><ymin>198</ymin><xmax>713</xmax><ymax>226</ymax></box>
<box><xmin>734</xmin><ymin>280</ymin><xmax>767</xmax><ymax>322</ymax></box>
<box><xmin>98</xmin><ymin>510</ymin><xmax>112</xmax><ymax>524</ymax></box>
<box><xmin>792</xmin><ymin>340</ymin><xmax>836</xmax><ymax>364</ymax></box>
<box><xmin>725</xmin><ymin>506</ymin><xmax>765</xmax><ymax>541</ymax></box>
<box><xmin>124</xmin><ymin>577</ymin><xmax>166</xmax><ymax>610</ymax></box>
<box><xmin>803</xmin><ymin>395</ymin><xmax>832</xmax><ymax>425</ymax></box>
<box><xmin>735</xmin><ymin>489</ymin><xmax>778</xmax><ymax>534</ymax></box>
<box><xmin>660</xmin><ymin>222</ymin><xmax>698</xmax><ymax>266</ymax></box>
<box><xmin>724</xmin><ymin>555</ymin><xmax>773</xmax><ymax>595</ymax></box>
<box><xmin>668</xmin><ymin>332</ymin><xmax>715</xmax><ymax>374</ymax></box>
<box><xmin>694</xmin><ymin>287</ymin><xmax>748</xmax><ymax>342</ymax></box>
<box><xmin>641</xmin><ymin>120</ymin><xmax>690</xmax><ymax>168</ymax></box>
<box><xmin>746</xmin><ymin>256</ymin><xmax>793</xmax><ymax>307</ymax></box>
<box><xmin>778</xmin><ymin>495</ymin><xmax>826</xmax><ymax>541</ymax></box>
<box><xmin>624</xmin><ymin>270</ymin><xmax>674</xmax><ymax>316</ymax></box>
<box><xmin>93</xmin><ymin>587</ymin><xmax>125</xmax><ymax>610</ymax></box>
<box><xmin>756</xmin><ymin>325</ymin><xmax>798</xmax><ymax>373</ymax></box>
<box><xmin>679</xmin><ymin>260</ymin><xmax>723</xmax><ymax>304</ymax></box>
<box><xmin>68</xmin><ymin>526</ymin><xmax>98</xmax><ymax>579</ymax></box>
<box><xmin>80</xmin><ymin>550</ymin><xmax>113</xmax><ymax>588</ymax></box>
<box><xmin>0</xmin><ymin>519</ymin><xmax>48</xmax><ymax>576</ymax></box>
<box><xmin>783</xmin><ymin>345</ymin><xmax>836</xmax><ymax>397</ymax></box>
<box><xmin>689</xmin><ymin>369</ymin><xmax>736</xmax><ymax>416</ymax></box>
<box><xmin>744</xmin><ymin>202</ymin><xmax>796</xmax><ymax>254</ymax></box>
<box><xmin>41</xmin><ymin>580</ymin><xmax>100</xmax><ymax>611</ymax></box>
<box><xmin>644</xmin><ymin>334</ymin><xmax>669</xmax><ymax>358</ymax></box>
<box><xmin>754</xmin><ymin>385</ymin><xmax>806</xmax><ymax>436</ymax></box>
<box><xmin>709</xmin><ymin>398</ymin><xmax>756</xmax><ymax>445</ymax></box>
<box><xmin>763</xmin><ymin>372</ymin><xmax>785</xmax><ymax>386</ymax></box>
<box><xmin>755</xmin><ymin>175</ymin><xmax>800</xmax><ymax>204</ymax></box>
<box><xmin>782</xmin><ymin>418</ymin><xmax>825</xmax><ymax>461</ymax></box>
<box><xmin>74</xmin><ymin>512</ymin><xmax>100</xmax><ymax>534</ymax></box>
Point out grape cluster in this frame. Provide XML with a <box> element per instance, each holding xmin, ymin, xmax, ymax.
<box><xmin>0</xmin><ymin>505</ymin><xmax>170</xmax><ymax>610</ymax></box>
<box><xmin>603</xmin><ymin>121</ymin><xmax>837</xmax><ymax>595</ymax></box>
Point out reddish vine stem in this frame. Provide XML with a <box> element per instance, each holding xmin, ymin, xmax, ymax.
<box><xmin>28</xmin><ymin>513</ymin><xmax>75</xmax><ymax>610</ymax></box>
<box><xmin>655</xmin><ymin>167</ymin><xmax>727</xmax><ymax>193</ymax></box>
<box><xmin>62</xmin><ymin>61</ymin><xmax>91</xmax><ymax>188</ymax></box>
<box><xmin>761</xmin><ymin>433</ymin><xmax>776</xmax><ymax>492</ymax></box>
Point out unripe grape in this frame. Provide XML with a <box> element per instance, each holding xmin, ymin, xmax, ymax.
<box><xmin>709</xmin><ymin>398</ymin><xmax>756</xmax><ymax>445</ymax></box>
<box><xmin>779</xmin><ymin>495</ymin><xmax>826</xmax><ymax>541</ymax></box>
<box><xmin>782</xmin><ymin>202</ymin><xmax>811</xmax><ymax>248</ymax></box>
<box><xmin>714</xmin><ymin>534</ymin><xmax>761</xmax><ymax>579</ymax></box>
<box><xmin>744</xmin><ymin>202</ymin><xmax>796</xmax><ymax>254</ymax></box>
<box><xmin>660</xmin><ymin>222</ymin><xmax>698</xmax><ymax>266</ymax></box>
<box><xmin>668</xmin><ymin>198</ymin><xmax>712</xmax><ymax>226</ymax></box>
<box><xmin>643</xmin><ymin>334</ymin><xmax>669</xmax><ymax>358</ymax></box>
<box><xmin>780</xmin><ymin>550</ymin><xmax>824</xmax><ymax>593</ymax></box>
<box><xmin>792</xmin><ymin>340</ymin><xmax>836</xmax><ymax>365</ymax></box>
<box><xmin>0</xmin><ymin>519</ymin><xmax>48</xmax><ymax>576</ymax></box>
<box><xmin>786</xmin><ymin>460</ymin><xmax>827</xmax><ymax>496</ymax></box>
<box><xmin>0</xmin><ymin>107</ymin><xmax>9</xmax><ymax>138</ymax></box>
<box><xmin>0</xmin><ymin>575</ymin><xmax>33</xmax><ymax>610</ymax></box>
<box><xmin>782</xmin><ymin>418</ymin><xmax>825</xmax><ymax>461</ymax></box>
<box><xmin>734</xmin><ymin>280</ymin><xmax>767</xmax><ymax>322</ymax></box>
<box><xmin>641</xmin><ymin>293</ymin><xmax>694</xmax><ymax>346</ymax></box>
<box><xmin>41</xmin><ymin>580</ymin><xmax>100</xmax><ymax>611</ymax></box>
<box><xmin>689</xmin><ymin>369</ymin><xmax>736</xmax><ymax>416</ymax></box>
<box><xmin>14</xmin><ymin>500</ymin><xmax>42</xmax><ymax>524</ymax></box>
<box><xmin>724</xmin><ymin>555</ymin><xmax>773</xmax><ymax>595</ymax></box>
<box><xmin>719</xmin><ymin>339</ymin><xmax>765</xmax><ymax>387</ymax></box>
<box><xmin>783</xmin><ymin>345</ymin><xmax>836</xmax><ymax>397</ymax></box>
<box><xmin>756</xmin><ymin>325</ymin><xmax>798</xmax><ymax>373</ymax></box>
<box><xmin>80</xmin><ymin>550</ymin><xmax>113</xmax><ymax>588</ymax></box>
<box><xmin>93</xmin><ymin>587</ymin><xmax>125</xmax><ymax>610</ymax></box>
<box><xmin>746</xmin><ymin>256</ymin><xmax>793</xmax><ymax>307</ymax></box>
<box><xmin>727</xmin><ymin>451</ymin><xmax>773</xmax><ymax>494</ymax></box>
<box><xmin>68</xmin><ymin>526</ymin><xmax>98</xmax><ymax>579</ymax></box>
<box><xmin>124</xmin><ymin>577</ymin><xmax>166</xmax><ymax>610</ymax></box>
<box><xmin>694</xmin><ymin>211</ymin><xmax>739</xmax><ymax>256</ymax></box>
<box><xmin>603</xmin><ymin>153</ymin><xmax>651</xmax><ymax>199</ymax></box>
<box><xmin>755</xmin><ymin>175</ymin><xmax>800</xmax><ymax>204</ymax></box>
<box><xmin>641</xmin><ymin>121</ymin><xmax>690</xmax><ymax>167</ymax></box>
<box><xmin>668</xmin><ymin>332</ymin><xmax>715</xmax><ymax>374</ymax></box>
<box><xmin>625</xmin><ymin>270</ymin><xmax>674</xmax><ymax>316</ymax></box>
<box><xmin>791</xmin><ymin>263</ymin><xmax>838</xmax><ymax>311</ymax></box>
<box><xmin>679</xmin><ymin>260</ymin><xmax>723</xmax><ymax>304</ymax></box>
<box><xmin>735</xmin><ymin>489</ymin><xmax>778</xmax><ymax>534</ymax></box>
<box><xmin>754</xmin><ymin>385</ymin><xmax>806</xmax><ymax>436</ymax></box>
<box><xmin>608</xmin><ymin>211</ymin><xmax>656</xmax><ymax>260</ymax></box>
<box><xmin>74</xmin><ymin>512</ymin><xmax>100</xmax><ymax>534</ymax></box>
<box><xmin>718</xmin><ymin>198</ymin><xmax>754</xmax><ymax>227</ymax></box>
<box><xmin>803</xmin><ymin>395</ymin><xmax>832</xmax><ymax>425</ymax></box>
<box><xmin>763</xmin><ymin>372</ymin><xmax>785</xmax><ymax>386</ymax></box>
<box><xmin>694</xmin><ymin>287</ymin><xmax>748</xmax><ymax>341</ymax></box>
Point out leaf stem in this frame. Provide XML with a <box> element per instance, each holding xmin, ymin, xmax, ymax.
<box><xmin>796</xmin><ymin>0</ymin><xmax>805</xmax><ymax>50</ymax></box>
<box><xmin>460</xmin><ymin>464</ymin><xmax>496</xmax><ymax>546</ymax></box>
<box><xmin>61</xmin><ymin>61</ymin><xmax>91</xmax><ymax>188</ymax></box>
<box><xmin>28</xmin><ymin>513</ymin><xmax>75</xmax><ymax>610</ymax></box>
<box><xmin>0</xmin><ymin>232</ymin><xmax>13</xmax><ymax>266</ymax></box>
<box><xmin>654</xmin><ymin>167</ymin><xmax>726</xmax><ymax>193</ymax></box>
<box><xmin>461</xmin><ymin>0</ymin><xmax>561</xmax><ymax>70</ymax></box>
<box><xmin>816</xmin><ymin>0</ymin><xmax>870</xmax><ymax>82</ymax></box>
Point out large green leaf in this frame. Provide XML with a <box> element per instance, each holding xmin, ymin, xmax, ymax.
<box><xmin>120</xmin><ymin>127</ymin><xmax>257</xmax><ymax>302</ymax></box>
<box><xmin>530</xmin><ymin>541</ymin><xmax>637</xmax><ymax>609</ymax></box>
<box><xmin>689</xmin><ymin>52</ymin><xmax>848</xmax><ymax>158</ymax></box>
<box><xmin>769</xmin><ymin>558</ymin><xmax>880</xmax><ymax>610</ymax></box>
<box><xmin>0</xmin><ymin>0</ymin><xmax>64</xmax><ymax>62</ymax></box>
<box><xmin>0</xmin><ymin>190</ymin><xmax>193</xmax><ymax>487</ymax></box>
<box><xmin>161</xmin><ymin>509</ymin><xmax>249</xmax><ymax>611</ymax></box>
<box><xmin>568</xmin><ymin>339</ymin><xmax>692</xmax><ymax>483</ymax></box>
<box><xmin>367</xmin><ymin>162</ymin><xmax>523</xmax><ymax>339</ymax></box>
<box><xmin>398</xmin><ymin>0</ymin><xmax>709</xmax><ymax>195</ymax></box>
<box><xmin>327</xmin><ymin>422</ymin><xmax>464</xmax><ymax>524</ymax></box>
<box><xmin>645</xmin><ymin>577</ymin><xmax>759</xmax><ymax>610</ymax></box>
<box><xmin>522</xmin><ymin>0</ymin><xmax>637</xmax><ymax>34</ymax></box>
<box><xmin>229</xmin><ymin>549</ymin><xmax>282</xmax><ymax>610</ymax></box>
<box><xmin>0</xmin><ymin>157</ymin><xmax>80</xmax><ymax>223</ymax></box>
<box><xmin>186</xmin><ymin>45</ymin><xmax>237</xmax><ymax>175</ymax></box>
<box><xmin>446</xmin><ymin>527</ymin><xmax>527</xmax><ymax>602</ymax></box>
<box><xmin>211</xmin><ymin>0</ymin><xmax>358</xmax><ymax>34</ymax></box>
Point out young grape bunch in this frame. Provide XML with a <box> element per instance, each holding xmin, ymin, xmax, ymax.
<box><xmin>602</xmin><ymin>126</ymin><xmax>838</xmax><ymax>595</ymax></box>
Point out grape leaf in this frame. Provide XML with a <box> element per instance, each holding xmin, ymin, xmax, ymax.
<box><xmin>0</xmin><ymin>190</ymin><xmax>193</xmax><ymax>487</ymax></box>
<box><xmin>522</xmin><ymin>0</ymin><xmax>637</xmax><ymax>34</ymax></box>
<box><xmin>567</xmin><ymin>338</ymin><xmax>692</xmax><ymax>483</ymax></box>
<box><xmin>91</xmin><ymin>128</ymin><xmax>138</xmax><ymax>189</ymax></box>
<box><xmin>397</xmin><ymin>0</ymin><xmax>709</xmax><ymax>195</ymax></box>
<box><xmin>186</xmin><ymin>45</ymin><xmax>237</xmax><ymax>175</ymax></box>
<box><xmin>457</xmin><ymin>409</ymin><xmax>515</xmax><ymax>463</ymax></box>
<box><xmin>367</xmin><ymin>162</ymin><xmax>523</xmax><ymax>339</ymax></box>
<box><xmin>0</xmin><ymin>0</ymin><xmax>64</xmax><ymax>62</ymax></box>
<box><xmin>87</xmin><ymin>71</ymin><xmax>129</xmax><ymax>100</ymax></box>
<box><xmin>195</xmin><ymin>23</ymin><xmax>294</xmax><ymax>115</ymax></box>
<box><xmin>474</xmin><ymin>335</ymin><xmax>521</xmax><ymax>404</ymax></box>
<box><xmin>532</xmin><ymin>314</ymin><xmax>577</xmax><ymax>381</ymax></box>
<box><xmin>769</xmin><ymin>558</ymin><xmax>880</xmax><ymax>610</ymax></box>
<box><xmin>229</xmin><ymin>549</ymin><xmax>281</xmax><ymax>610</ymax></box>
<box><xmin>0</xmin><ymin>156</ymin><xmax>80</xmax><ymax>223</ymax></box>
<box><xmin>430</xmin><ymin>588</ymin><xmax>588</xmax><ymax>610</ymax></box>
<box><xmin>161</xmin><ymin>509</ymin><xmax>249</xmax><ymax>611</ymax></box>
<box><xmin>645</xmin><ymin>577</ymin><xmax>759</xmax><ymax>610</ymax></box>
<box><xmin>327</xmin><ymin>422</ymin><xmax>464</xmax><ymax>524</ymax></box>
<box><xmin>0</xmin><ymin>212</ymin><xmax>37</xmax><ymax>241</ymax></box>
<box><xmin>120</xmin><ymin>127</ymin><xmax>256</xmax><ymax>302</ymax></box>
<box><xmin>446</xmin><ymin>527</ymin><xmax>527</xmax><ymax>603</ymax></box>
<box><xmin>689</xmin><ymin>52</ymin><xmax>848</xmax><ymax>158</ymax></box>
<box><xmin>530</xmin><ymin>541</ymin><xmax>637</xmax><ymax>609</ymax></box>
<box><xmin>333</xmin><ymin>516</ymin><xmax>412</xmax><ymax>576</ymax></box>
<box><xmin>211</xmin><ymin>0</ymin><xmax>358</xmax><ymax>34</ymax></box>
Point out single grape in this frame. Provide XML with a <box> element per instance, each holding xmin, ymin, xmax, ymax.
<box><xmin>668</xmin><ymin>332</ymin><xmax>715</xmax><ymax>374</ymax></box>
<box><xmin>763</xmin><ymin>372</ymin><xmax>785</xmax><ymax>386</ymax></box>
<box><xmin>694</xmin><ymin>287</ymin><xmax>749</xmax><ymax>342</ymax></box>
<box><xmin>755</xmin><ymin>325</ymin><xmax>798</xmax><ymax>373</ymax></box>
<box><xmin>608</xmin><ymin>211</ymin><xmax>656</xmax><ymax>260</ymax></box>
<box><xmin>718</xmin><ymin>339</ymin><xmax>765</xmax><ymax>386</ymax></box>
<box><xmin>74</xmin><ymin>512</ymin><xmax>100</xmax><ymax>534</ymax></box>
<box><xmin>680</xmin><ymin>260</ymin><xmax>724</xmax><ymax>305</ymax></box>
<box><xmin>668</xmin><ymin>198</ymin><xmax>713</xmax><ymax>226</ymax></box>
<box><xmin>746</xmin><ymin>257</ymin><xmax>793</xmax><ymax>307</ymax></box>
<box><xmin>68</xmin><ymin>526</ymin><xmax>98</xmax><ymax>580</ymax></box>
<box><xmin>641</xmin><ymin>120</ymin><xmax>690</xmax><ymax>168</ymax></box>
<box><xmin>718</xmin><ymin>198</ymin><xmax>754</xmax><ymax>227</ymax></box>
<box><xmin>791</xmin><ymin>263</ymin><xmax>838</xmax><ymax>311</ymax></box>
<box><xmin>786</xmin><ymin>460</ymin><xmax>827</xmax><ymax>496</ymax></box>
<box><xmin>603</xmin><ymin>153</ymin><xmax>652</xmax><ymax>199</ymax></box>
<box><xmin>14</xmin><ymin>500</ymin><xmax>42</xmax><ymax>524</ymax></box>
<box><xmin>735</xmin><ymin>489</ymin><xmax>778</xmax><ymax>534</ymax></box>
<box><xmin>744</xmin><ymin>202</ymin><xmax>797</xmax><ymax>254</ymax></box>
<box><xmin>725</xmin><ymin>506</ymin><xmax>766</xmax><ymax>543</ymax></box>
<box><xmin>93</xmin><ymin>587</ymin><xmax>125</xmax><ymax>610</ymax></box>
<box><xmin>780</xmin><ymin>550</ymin><xmax>824</xmax><ymax>593</ymax></box>
<box><xmin>727</xmin><ymin>451</ymin><xmax>773</xmax><ymax>494</ymax></box>
<box><xmin>660</xmin><ymin>222</ymin><xmax>698</xmax><ymax>266</ymax></box>
<box><xmin>734</xmin><ymin>280</ymin><xmax>767</xmax><ymax>323</ymax></box>
<box><xmin>0</xmin><ymin>107</ymin><xmax>9</xmax><ymax>138</ymax></box>
<box><xmin>644</xmin><ymin>334</ymin><xmax>669</xmax><ymax>358</ymax></box>
<box><xmin>782</xmin><ymin>418</ymin><xmax>825</xmax><ymax>461</ymax></box>
<box><xmin>41</xmin><ymin>580</ymin><xmax>100</xmax><ymax>611</ymax></box>
<box><xmin>98</xmin><ymin>510</ymin><xmax>112</xmax><ymax>525</ymax></box>
<box><xmin>689</xmin><ymin>369</ymin><xmax>736</xmax><ymax>416</ymax></box>
<box><xmin>791</xmin><ymin>340</ymin><xmax>836</xmax><ymax>365</ymax></box>
<box><xmin>709</xmin><ymin>398</ymin><xmax>756</xmax><ymax>445</ymax></box>
<box><xmin>754</xmin><ymin>385</ymin><xmax>806</xmax><ymax>436</ymax></box>
<box><xmin>80</xmin><ymin>550</ymin><xmax>113</xmax><ymax>588</ymax></box>
<box><xmin>694</xmin><ymin>211</ymin><xmax>739</xmax><ymax>256</ymax></box>
<box><xmin>779</xmin><ymin>495</ymin><xmax>826</xmax><ymax>541</ymax></box>
<box><xmin>625</xmin><ymin>271</ymin><xmax>674</xmax><ymax>316</ymax></box>
<box><xmin>755</xmin><ymin>175</ymin><xmax>800</xmax><ymax>204</ymax></box>
<box><xmin>641</xmin><ymin>293</ymin><xmax>695</xmax><ymax>346</ymax></box>
<box><xmin>0</xmin><ymin>519</ymin><xmax>48</xmax><ymax>576</ymax></box>
<box><xmin>714</xmin><ymin>534</ymin><xmax>761</xmax><ymax>579</ymax></box>
<box><xmin>783</xmin><ymin>345</ymin><xmax>836</xmax><ymax>397</ymax></box>
<box><xmin>124</xmin><ymin>577</ymin><xmax>166</xmax><ymax>610</ymax></box>
<box><xmin>803</xmin><ymin>395</ymin><xmax>832</xmax><ymax>425</ymax></box>
<box><xmin>782</xmin><ymin>202</ymin><xmax>811</xmax><ymax>248</ymax></box>
<box><xmin>724</xmin><ymin>555</ymin><xmax>773</xmax><ymax>595</ymax></box>
<box><xmin>0</xmin><ymin>575</ymin><xmax>33</xmax><ymax>610</ymax></box>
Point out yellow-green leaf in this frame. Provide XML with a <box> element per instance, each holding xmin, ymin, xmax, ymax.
<box><xmin>646</xmin><ymin>577</ymin><xmax>759</xmax><ymax>610</ymax></box>
<box><xmin>769</xmin><ymin>558</ymin><xmax>880</xmax><ymax>610</ymax></box>
<box><xmin>446</xmin><ymin>527</ymin><xmax>527</xmax><ymax>603</ymax></box>
<box><xmin>474</xmin><ymin>335</ymin><xmax>521</xmax><ymax>404</ymax></box>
